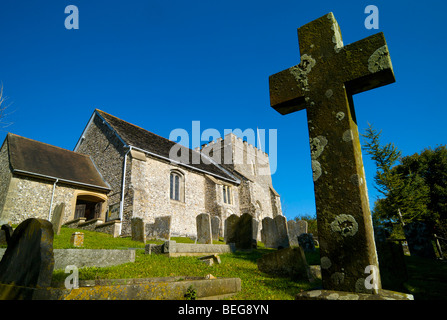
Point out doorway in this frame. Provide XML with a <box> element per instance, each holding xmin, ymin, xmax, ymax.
<box><xmin>74</xmin><ymin>194</ymin><xmax>105</xmax><ymax>221</ymax></box>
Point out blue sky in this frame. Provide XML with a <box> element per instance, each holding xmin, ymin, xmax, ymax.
<box><xmin>0</xmin><ymin>0</ymin><xmax>445</xmax><ymax>221</ymax></box>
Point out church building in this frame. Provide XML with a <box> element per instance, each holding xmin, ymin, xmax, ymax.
<box><xmin>0</xmin><ymin>109</ymin><xmax>283</xmax><ymax>238</ymax></box>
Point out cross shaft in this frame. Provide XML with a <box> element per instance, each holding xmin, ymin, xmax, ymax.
<box><xmin>269</xmin><ymin>13</ymin><xmax>395</xmax><ymax>293</ymax></box>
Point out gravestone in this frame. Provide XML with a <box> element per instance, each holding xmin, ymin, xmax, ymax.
<box><xmin>196</xmin><ymin>213</ymin><xmax>212</xmax><ymax>244</ymax></box>
<box><xmin>287</xmin><ymin>220</ymin><xmax>300</xmax><ymax>246</ymax></box>
<box><xmin>211</xmin><ymin>216</ymin><xmax>221</xmax><ymax>241</ymax></box>
<box><xmin>51</xmin><ymin>202</ymin><xmax>65</xmax><ymax>236</ymax></box>
<box><xmin>252</xmin><ymin>218</ymin><xmax>259</xmax><ymax>243</ymax></box>
<box><xmin>298</xmin><ymin>233</ymin><xmax>316</xmax><ymax>252</ymax></box>
<box><xmin>261</xmin><ymin>216</ymin><xmax>290</xmax><ymax>249</ymax></box>
<box><xmin>71</xmin><ymin>232</ymin><xmax>84</xmax><ymax>247</ymax></box>
<box><xmin>146</xmin><ymin>215</ymin><xmax>171</xmax><ymax>241</ymax></box>
<box><xmin>297</xmin><ymin>220</ymin><xmax>308</xmax><ymax>235</ymax></box>
<box><xmin>403</xmin><ymin>222</ymin><xmax>436</xmax><ymax>259</ymax></box>
<box><xmin>0</xmin><ymin>218</ymin><xmax>54</xmax><ymax>299</ymax></box>
<box><xmin>269</xmin><ymin>12</ymin><xmax>395</xmax><ymax>293</ymax></box>
<box><xmin>257</xmin><ymin>247</ymin><xmax>311</xmax><ymax>281</ymax></box>
<box><xmin>225</xmin><ymin>213</ymin><xmax>254</xmax><ymax>250</ymax></box>
<box><xmin>131</xmin><ymin>217</ymin><xmax>146</xmax><ymax>243</ymax></box>
<box><xmin>274</xmin><ymin>215</ymin><xmax>289</xmax><ymax>249</ymax></box>
<box><xmin>224</xmin><ymin>214</ymin><xmax>239</xmax><ymax>243</ymax></box>
<box><xmin>261</xmin><ymin>217</ymin><xmax>275</xmax><ymax>247</ymax></box>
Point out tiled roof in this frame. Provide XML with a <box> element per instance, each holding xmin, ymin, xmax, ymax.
<box><xmin>6</xmin><ymin>133</ymin><xmax>110</xmax><ymax>190</ymax></box>
<box><xmin>95</xmin><ymin>109</ymin><xmax>239</xmax><ymax>183</ymax></box>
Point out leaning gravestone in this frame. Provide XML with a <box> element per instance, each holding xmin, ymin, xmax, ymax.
<box><xmin>51</xmin><ymin>202</ymin><xmax>65</xmax><ymax>236</ymax></box>
<box><xmin>0</xmin><ymin>218</ymin><xmax>54</xmax><ymax>299</ymax></box>
<box><xmin>274</xmin><ymin>215</ymin><xmax>290</xmax><ymax>249</ymax></box>
<box><xmin>196</xmin><ymin>213</ymin><xmax>212</xmax><ymax>244</ymax></box>
<box><xmin>261</xmin><ymin>216</ymin><xmax>290</xmax><ymax>249</ymax></box>
<box><xmin>269</xmin><ymin>12</ymin><xmax>397</xmax><ymax>295</ymax></box>
<box><xmin>257</xmin><ymin>247</ymin><xmax>311</xmax><ymax>281</ymax></box>
<box><xmin>403</xmin><ymin>222</ymin><xmax>436</xmax><ymax>259</ymax></box>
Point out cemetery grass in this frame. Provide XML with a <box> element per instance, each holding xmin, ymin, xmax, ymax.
<box><xmin>52</xmin><ymin>227</ymin><xmax>320</xmax><ymax>300</ymax></box>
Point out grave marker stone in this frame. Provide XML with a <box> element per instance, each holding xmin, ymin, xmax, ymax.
<box><xmin>274</xmin><ymin>215</ymin><xmax>289</xmax><ymax>249</ymax></box>
<box><xmin>269</xmin><ymin>12</ymin><xmax>395</xmax><ymax>293</ymax></box>
<box><xmin>196</xmin><ymin>213</ymin><xmax>212</xmax><ymax>244</ymax></box>
<box><xmin>257</xmin><ymin>247</ymin><xmax>311</xmax><ymax>281</ymax></box>
<box><xmin>224</xmin><ymin>214</ymin><xmax>239</xmax><ymax>243</ymax></box>
<box><xmin>71</xmin><ymin>232</ymin><xmax>84</xmax><ymax>247</ymax></box>
<box><xmin>211</xmin><ymin>216</ymin><xmax>221</xmax><ymax>241</ymax></box>
<box><xmin>261</xmin><ymin>216</ymin><xmax>290</xmax><ymax>249</ymax></box>
<box><xmin>225</xmin><ymin>213</ymin><xmax>254</xmax><ymax>250</ymax></box>
<box><xmin>287</xmin><ymin>220</ymin><xmax>300</xmax><ymax>246</ymax></box>
<box><xmin>51</xmin><ymin>202</ymin><xmax>65</xmax><ymax>236</ymax></box>
<box><xmin>297</xmin><ymin>220</ymin><xmax>308</xmax><ymax>235</ymax></box>
<box><xmin>146</xmin><ymin>215</ymin><xmax>171</xmax><ymax>241</ymax></box>
<box><xmin>131</xmin><ymin>217</ymin><xmax>146</xmax><ymax>243</ymax></box>
<box><xmin>0</xmin><ymin>218</ymin><xmax>54</xmax><ymax>298</ymax></box>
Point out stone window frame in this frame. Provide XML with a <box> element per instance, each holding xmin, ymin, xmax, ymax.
<box><xmin>222</xmin><ymin>185</ymin><xmax>232</xmax><ymax>205</ymax></box>
<box><xmin>169</xmin><ymin>169</ymin><xmax>185</xmax><ymax>202</ymax></box>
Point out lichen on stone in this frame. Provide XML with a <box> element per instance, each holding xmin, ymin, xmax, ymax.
<box><xmin>330</xmin><ymin>214</ymin><xmax>359</xmax><ymax>237</ymax></box>
<box><xmin>368</xmin><ymin>45</ymin><xmax>392</xmax><ymax>73</ymax></box>
<box><xmin>335</xmin><ymin>111</ymin><xmax>345</xmax><ymax>121</ymax></box>
<box><xmin>342</xmin><ymin>129</ymin><xmax>353</xmax><ymax>142</ymax></box>
<box><xmin>311</xmin><ymin>160</ymin><xmax>322</xmax><ymax>182</ymax></box>
<box><xmin>289</xmin><ymin>54</ymin><xmax>316</xmax><ymax>93</ymax></box>
<box><xmin>320</xmin><ymin>256</ymin><xmax>332</xmax><ymax>269</ymax></box>
<box><xmin>310</xmin><ymin>136</ymin><xmax>328</xmax><ymax>160</ymax></box>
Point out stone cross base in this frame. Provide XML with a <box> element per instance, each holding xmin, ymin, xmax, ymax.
<box><xmin>295</xmin><ymin>289</ymin><xmax>414</xmax><ymax>300</ymax></box>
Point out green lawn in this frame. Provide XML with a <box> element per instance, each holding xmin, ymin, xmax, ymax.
<box><xmin>52</xmin><ymin>226</ymin><xmax>447</xmax><ymax>300</ymax></box>
<box><xmin>52</xmin><ymin>226</ymin><xmax>319</xmax><ymax>300</ymax></box>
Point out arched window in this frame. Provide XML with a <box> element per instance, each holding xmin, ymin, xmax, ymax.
<box><xmin>170</xmin><ymin>170</ymin><xmax>184</xmax><ymax>202</ymax></box>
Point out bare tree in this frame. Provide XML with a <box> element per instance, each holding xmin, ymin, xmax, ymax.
<box><xmin>0</xmin><ymin>84</ymin><xmax>12</xmax><ymax>128</ymax></box>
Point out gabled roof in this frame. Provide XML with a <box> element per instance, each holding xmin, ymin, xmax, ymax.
<box><xmin>78</xmin><ymin>109</ymin><xmax>239</xmax><ymax>184</ymax></box>
<box><xmin>6</xmin><ymin>133</ymin><xmax>110</xmax><ymax>191</ymax></box>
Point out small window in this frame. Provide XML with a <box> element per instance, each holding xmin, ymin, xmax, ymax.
<box><xmin>170</xmin><ymin>171</ymin><xmax>184</xmax><ymax>202</ymax></box>
<box><xmin>223</xmin><ymin>185</ymin><xmax>232</xmax><ymax>204</ymax></box>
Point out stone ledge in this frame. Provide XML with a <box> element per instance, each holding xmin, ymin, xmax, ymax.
<box><xmin>0</xmin><ymin>248</ymin><xmax>135</xmax><ymax>270</ymax></box>
<box><xmin>0</xmin><ymin>276</ymin><xmax>242</xmax><ymax>300</ymax></box>
<box><xmin>145</xmin><ymin>240</ymin><xmax>236</xmax><ymax>257</ymax></box>
<box><xmin>295</xmin><ymin>289</ymin><xmax>414</xmax><ymax>300</ymax></box>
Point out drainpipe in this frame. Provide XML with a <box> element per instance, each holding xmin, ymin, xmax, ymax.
<box><xmin>48</xmin><ymin>179</ymin><xmax>59</xmax><ymax>220</ymax></box>
<box><xmin>119</xmin><ymin>147</ymin><xmax>132</xmax><ymax>235</ymax></box>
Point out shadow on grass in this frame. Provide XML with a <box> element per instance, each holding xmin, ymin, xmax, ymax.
<box><xmin>402</xmin><ymin>255</ymin><xmax>447</xmax><ymax>300</ymax></box>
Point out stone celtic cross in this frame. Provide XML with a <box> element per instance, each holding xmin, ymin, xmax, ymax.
<box><xmin>269</xmin><ymin>13</ymin><xmax>395</xmax><ymax>293</ymax></box>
